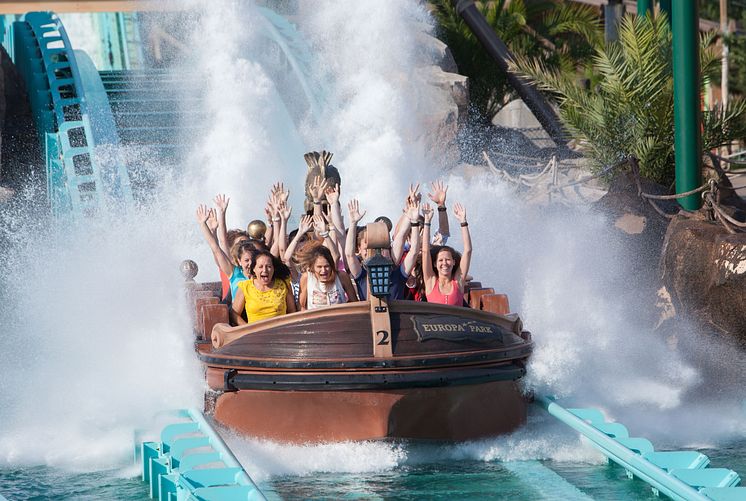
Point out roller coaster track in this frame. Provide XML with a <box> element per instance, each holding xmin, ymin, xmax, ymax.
<box><xmin>13</xmin><ymin>11</ymin><xmax>133</xmax><ymax>218</ymax></box>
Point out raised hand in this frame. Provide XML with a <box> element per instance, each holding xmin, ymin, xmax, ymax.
<box><xmin>422</xmin><ymin>202</ymin><xmax>434</xmax><ymax>224</ymax></box>
<box><xmin>310</xmin><ymin>176</ymin><xmax>330</xmax><ymax>202</ymax></box>
<box><xmin>279</xmin><ymin>200</ymin><xmax>292</xmax><ymax>221</ymax></box>
<box><xmin>407</xmin><ymin>183</ymin><xmax>421</xmax><ymax>205</ymax></box>
<box><xmin>347</xmin><ymin>198</ymin><xmax>366</xmax><ymax>223</ymax></box>
<box><xmin>321</xmin><ymin>210</ymin><xmax>335</xmax><ymax>230</ymax></box>
<box><xmin>432</xmin><ymin>231</ymin><xmax>444</xmax><ymax>246</ymax></box>
<box><xmin>267</xmin><ymin>192</ymin><xmax>280</xmax><ymax>217</ymax></box>
<box><xmin>298</xmin><ymin>214</ymin><xmax>314</xmax><ymax>234</ymax></box>
<box><xmin>325</xmin><ymin>183</ymin><xmax>340</xmax><ymax>205</ymax></box>
<box><xmin>312</xmin><ymin>214</ymin><xmax>327</xmax><ymax>235</ymax></box>
<box><xmin>206</xmin><ymin>208</ymin><xmax>219</xmax><ymax>232</ymax></box>
<box><xmin>405</xmin><ymin>197</ymin><xmax>420</xmax><ymax>223</ymax></box>
<box><xmin>196</xmin><ymin>204</ymin><xmax>210</xmax><ymax>224</ymax></box>
<box><xmin>273</xmin><ymin>182</ymin><xmax>289</xmax><ymax>204</ymax></box>
<box><xmin>453</xmin><ymin>202</ymin><xmax>467</xmax><ymax>223</ymax></box>
<box><xmin>427</xmin><ymin>180</ymin><xmax>448</xmax><ymax>208</ymax></box>
<box><xmin>213</xmin><ymin>193</ymin><xmax>229</xmax><ymax>213</ymax></box>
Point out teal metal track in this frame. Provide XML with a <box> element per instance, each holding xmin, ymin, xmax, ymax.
<box><xmin>537</xmin><ymin>396</ymin><xmax>745</xmax><ymax>501</ymax></box>
<box><xmin>12</xmin><ymin>11</ymin><xmax>133</xmax><ymax>219</ymax></box>
<box><xmin>140</xmin><ymin>409</ymin><xmax>265</xmax><ymax>501</ymax></box>
<box><xmin>97</xmin><ymin>68</ymin><xmax>204</xmax><ymax>203</ymax></box>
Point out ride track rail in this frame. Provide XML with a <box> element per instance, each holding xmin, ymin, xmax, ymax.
<box><xmin>12</xmin><ymin>11</ymin><xmax>132</xmax><ymax>219</ymax></box>
<box><xmin>536</xmin><ymin>396</ymin><xmax>745</xmax><ymax>501</ymax></box>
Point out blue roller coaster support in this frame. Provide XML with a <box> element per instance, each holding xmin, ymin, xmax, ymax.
<box><xmin>638</xmin><ymin>0</ymin><xmax>653</xmax><ymax>17</ymax></box>
<box><xmin>672</xmin><ymin>0</ymin><xmax>703</xmax><ymax>210</ymax></box>
<box><xmin>11</xmin><ymin>11</ymin><xmax>133</xmax><ymax>219</ymax></box>
<box><xmin>536</xmin><ymin>396</ymin><xmax>744</xmax><ymax>501</ymax></box>
<box><xmin>140</xmin><ymin>409</ymin><xmax>266</xmax><ymax>501</ymax></box>
<box><xmin>660</xmin><ymin>0</ymin><xmax>672</xmax><ymax>24</ymax></box>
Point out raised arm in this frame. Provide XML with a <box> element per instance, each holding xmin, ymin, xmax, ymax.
<box><xmin>314</xmin><ymin>214</ymin><xmax>340</xmax><ymax>265</ymax></box>
<box><xmin>230</xmin><ymin>287</ymin><xmax>248</xmax><ymax>325</ymax></box>
<box><xmin>283</xmin><ymin>215</ymin><xmax>313</xmax><ymax>265</ymax></box>
<box><xmin>339</xmin><ymin>271</ymin><xmax>359</xmax><ymax>302</ymax></box>
<box><xmin>264</xmin><ymin>202</ymin><xmax>275</xmax><ymax>250</ymax></box>
<box><xmin>309</xmin><ymin>176</ymin><xmax>329</xmax><ymax>217</ymax></box>
<box><xmin>213</xmin><ymin>193</ymin><xmax>231</xmax><ymax>255</ymax></box>
<box><xmin>278</xmin><ymin>200</ymin><xmax>291</xmax><ymax>259</ymax></box>
<box><xmin>453</xmin><ymin>202</ymin><xmax>471</xmax><ymax>283</ymax></box>
<box><xmin>197</xmin><ymin>204</ymin><xmax>234</xmax><ymax>276</ymax></box>
<box><xmin>268</xmin><ymin>193</ymin><xmax>282</xmax><ymax>257</ymax></box>
<box><xmin>325</xmin><ymin>183</ymin><xmax>345</xmax><ymax>238</ymax></box>
<box><xmin>344</xmin><ymin>199</ymin><xmax>366</xmax><ymax>278</ymax></box>
<box><xmin>428</xmin><ymin>180</ymin><xmax>450</xmax><ymax>243</ymax></box>
<box><xmin>392</xmin><ymin>183</ymin><xmax>420</xmax><ymax>263</ymax></box>
<box><xmin>421</xmin><ymin>203</ymin><xmax>436</xmax><ymax>289</ymax></box>
<box><xmin>298</xmin><ymin>272</ymin><xmax>308</xmax><ymax>310</ymax></box>
<box><xmin>401</xmin><ymin>199</ymin><xmax>421</xmax><ymax>276</ymax></box>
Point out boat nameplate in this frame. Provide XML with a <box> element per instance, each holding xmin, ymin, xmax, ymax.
<box><xmin>412</xmin><ymin>315</ymin><xmax>510</xmax><ymax>343</ymax></box>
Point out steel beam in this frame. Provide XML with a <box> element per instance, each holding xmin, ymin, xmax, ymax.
<box><xmin>672</xmin><ymin>0</ymin><xmax>703</xmax><ymax>209</ymax></box>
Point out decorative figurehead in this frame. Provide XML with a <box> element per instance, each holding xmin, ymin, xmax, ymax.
<box><xmin>304</xmin><ymin>150</ymin><xmax>341</xmax><ymax>213</ymax></box>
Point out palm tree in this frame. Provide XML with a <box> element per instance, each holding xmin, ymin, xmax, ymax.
<box><xmin>510</xmin><ymin>13</ymin><xmax>746</xmax><ymax>185</ymax></box>
<box><xmin>430</xmin><ymin>0</ymin><xmax>602</xmax><ymax>122</ymax></box>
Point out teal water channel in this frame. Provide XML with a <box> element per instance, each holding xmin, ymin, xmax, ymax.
<box><xmin>1</xmin><ymin>439</ymin><xmax>743</xmax><ymax>500</ymax></box>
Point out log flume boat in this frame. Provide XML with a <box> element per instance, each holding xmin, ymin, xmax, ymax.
<box><xmin>184</xmin><ymin>261</ymin><xmax>533</xmax><ymax>444</ymax></box>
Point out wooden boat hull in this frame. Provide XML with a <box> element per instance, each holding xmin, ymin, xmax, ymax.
<box><xmin>193</xmin><ymin>297</ymin><xmax>533</xmax><ymax>443</ymax></box>
<box><xmin>212</xmin><ymin>380</ymin><xmax>527</xmax><ymax>442</ymax></box>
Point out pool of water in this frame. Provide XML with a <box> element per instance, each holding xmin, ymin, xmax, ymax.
<box><xmin>2</xmin><ymin>440</ymin><xmax>743</xmax><ymax>500</ymax></box>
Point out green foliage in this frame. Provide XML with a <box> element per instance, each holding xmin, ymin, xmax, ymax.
<box><xmin>430</xmin><ymin>0</ymin><xmax>601</xmax><ymax>121</ymax></box>
<box><xmin>511</xmin><ymin>14</ymin><xmax>746</xmax><ymax>184</ymax></box>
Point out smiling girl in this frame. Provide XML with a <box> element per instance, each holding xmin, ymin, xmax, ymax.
<box><xmin>299</xmin><ymin>245</ymin><xmax>358</xmax><ymax>310</ymax></box>
<box><xmin>231</xmin><ymin>250</ymin><xmax>296</xmax><ymax>324</ymax></box>
<box><xmin>421</xmin><ymin>202</ymin><xmax>472</xmax><ymax>306</ymax></box>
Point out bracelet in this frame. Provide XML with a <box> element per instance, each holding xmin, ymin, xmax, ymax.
<box><xmin>437</xmin><ymin>206</ymin><xmax>447</xmax><ymax>212</ymax></box>
<box><xmin>460</xmin><ymin>222</ymin><xmax>468</xmax><ymax>227</ymax></box>
<box><xmin>272</xmin><ymin>217</ymin><xmax>281</xmax><ymax>222</ymax></box>
<box><xmin>313</xmin><ymin>200</ymin><xmax>322</xmax><ymax>205</ymax></box>
<box><xmin>410</xmin><ymin>221</ymin><xmax>420</xmax><ymax>227</ymax></box>
<box><xmin>423</xmin><ymin>222</ymin><xmax>431</xmax><ymax>227</ymax></box>
<box><xmin>318</xmin><ymin>231</ymin><xmax>329</xmax><ymax>237</ymax></box>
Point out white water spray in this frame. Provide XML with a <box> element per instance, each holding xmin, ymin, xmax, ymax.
<box><xmin>0</xmin><ymin>0</ymin><xmax>742</xmax><ymax>480</ymax></box>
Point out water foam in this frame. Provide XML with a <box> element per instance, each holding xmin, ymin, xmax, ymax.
<box><xmin>0</xmin><ymin>0</ymin><xmax>743</xmax><ymax>480</ymax></box>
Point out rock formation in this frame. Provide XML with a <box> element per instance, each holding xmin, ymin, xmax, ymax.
<box><xmin>659</xmin><ymin>215</ymin><xmax>746</xmax><ymax>342</ymax></box>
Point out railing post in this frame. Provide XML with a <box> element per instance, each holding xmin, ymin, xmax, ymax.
<box><xmin>659</xmin><ymin>0</ymin><xmax>672</xmax><ymax>24</ymax></box>
<box><xmin>672</xmin><ymin>0</ymin><xmax>703</xmax><ymax>210</ymax></box>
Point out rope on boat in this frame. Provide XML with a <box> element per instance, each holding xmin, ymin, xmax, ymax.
<box><xmin>138</xmin><ymin>408</ymin><xmax>266</xmax><ymax>501</ymax></box>
<box><xmin>535</xmin><ymin>396</ymin><xmax>745</xmax><ymax>501</ymax></box>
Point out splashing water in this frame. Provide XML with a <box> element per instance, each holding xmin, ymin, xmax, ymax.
<box><xmin>0</xmin><ymin>0</ymin><xmax>743</xmax><ymax>487</ymax></box>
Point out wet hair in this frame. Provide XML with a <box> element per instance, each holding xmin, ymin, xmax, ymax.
<box><xmin>302</xmin><ymin>245</ymin><xmax>337</xmax><ymax>280</ymax></box>
<box><xmin>250</xmin><ymin>249</ymin><xmax>291</xmax><ymax>281</ymax></box>
<box><xmin>232</xmin><ymin>241</ymin><xmax>258</xmax><ymax>270</ymax></box>
<box><xmin>248</xmin><ymin>239</ymin><xmax>266</xmax><ymax>251</ymax></box>
<box><xmin>292</xmin><ymin>238</ymin><xmax>322</xmax><ymax>271</ymax></box>
<box><xmin>226</xmin><ymin>229</ymin><xmax>250</xmax><ymax>249</ymax></box>
<box><xmin>431</xmin><ymin>245</ymin><xmax>461</xmax><ymax>280</ymax></box>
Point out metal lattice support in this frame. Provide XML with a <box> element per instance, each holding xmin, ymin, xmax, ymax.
<box><xmin>12</xmin><ymin>11</ymin><xmax>133</xmax><ymax>219</ymax></box>
<box><xmin>139</xmin><ymin>409</ymin><xmax>266</xmax><ymax>501</ymax></box>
